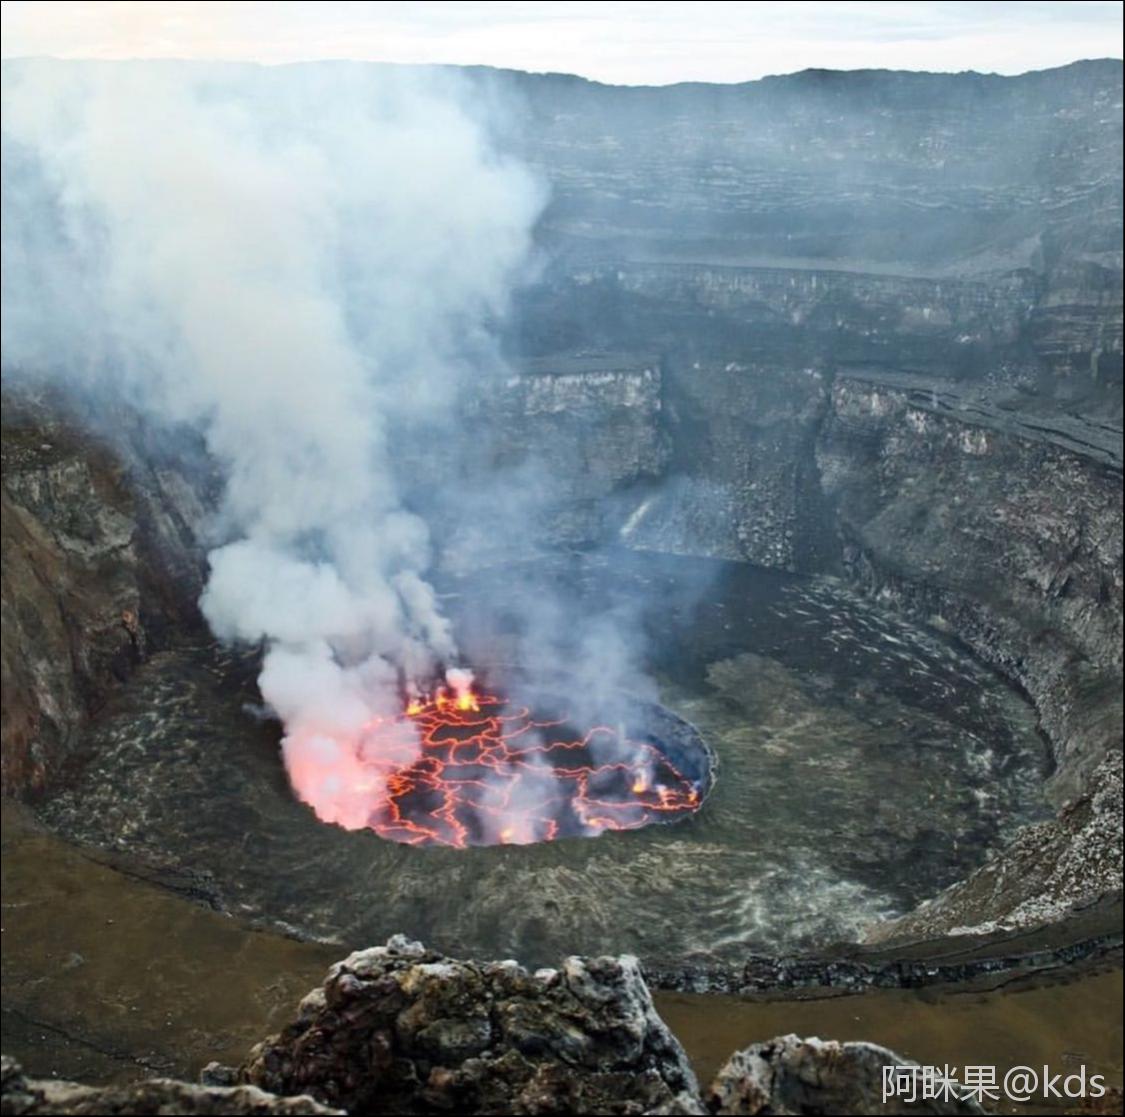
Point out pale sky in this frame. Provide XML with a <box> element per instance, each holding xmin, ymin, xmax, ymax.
<box><xmin>1</xmin><ymin>1</ymin><xmax>1121</xmax><ymax>85</ymax></box>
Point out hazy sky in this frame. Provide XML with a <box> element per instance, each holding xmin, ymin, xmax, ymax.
<box><xmin>1</xmin><ymin>1</ymin><xmax>1121</xmax><ymax>84</ymax></box>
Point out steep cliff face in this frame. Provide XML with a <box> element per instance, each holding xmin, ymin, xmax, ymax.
<box><xmin>0</xmin><ymin>391</ymin><xmax>210</xmax><ymax>797</ymax></box>
<box><xmin>819</xmin><ymin>374</ymin><xmax>1122</xmax><ymax>798</ymax></box>
<box><xmin>622</xmin><ymin>359</ymin><xmax>834</xmax><ymax>569</ymax></box>
<box><xmin>525</xmin><ymin>263</ymin><xmax>1043</xmax><ymax>381</ymax></box>
<box><xmin>501</xmin><ymin>60</ymin><xmax>1122</xmax><ymax>396</ymax></box>
<box><xmin>499</xmin><ymin>61</ymin><xmax>1122</xmax><ymax>604</ymax></box>
<box><xmin>477</xmin><ymin>354</ymin><xmax>669</xmax><ymax>547</ymax></box>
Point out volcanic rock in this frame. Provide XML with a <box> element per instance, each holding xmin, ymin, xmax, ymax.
<box><xmin>867</xmin><ymin>749</ymin><xmax>1124</xmax><ymax>942</ymax></box>
<box><xmin>1</xmin><ymin>388</ymin><xmax>211</xmax><ymax>797</ymax></box>
<box><xmin>0</xmin><ymin>1055</ymin><xmax>340</xmax><ymax>1116</ymax></box>
<box><xmin>238</xmin><ymin>935</ymin><xmax>704</xmax><ymax>1115</ymax></box>
<box><xmin>704</xmin><ymin>1035</ymin><xmax>985</xmax><ymax>1115</ymax></box>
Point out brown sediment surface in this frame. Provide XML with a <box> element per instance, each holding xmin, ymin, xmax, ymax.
<box><xmin>655</xmin><ymin>970</ymin><xmax>1123</xmax><ymax>1114</ymax></box>
<box><xmin>3</xmin><ymin>799</ymin><xmax>1121</xmax><ymax>1112</ymax></box>
<box><xmin>1</xmin><ymin>802</ymin><xmax>340</xmax><ymax>1082</ymax></box>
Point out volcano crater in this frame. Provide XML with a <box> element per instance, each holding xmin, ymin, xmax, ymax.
<box><xmin>34</xmin><ymin>554</ymin><xmax>1051</xmax><ymax>971</ymax></box>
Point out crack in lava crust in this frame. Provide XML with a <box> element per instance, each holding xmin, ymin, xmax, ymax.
<box><xmin>314</xmin><ymin>689</ymin><xmax>705</xmax><ymax>848</ymax></box>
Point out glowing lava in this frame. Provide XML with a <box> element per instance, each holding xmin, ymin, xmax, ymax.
<box><xmin>291</xmin><ymin>682</ymin><xmax>705</xmax><ymax>848</ymax></box>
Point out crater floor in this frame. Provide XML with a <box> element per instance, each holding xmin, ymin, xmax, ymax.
<box><xmin>37</xmin><ymin>553</ymin><xmax>1049</xmax><ymax>967</ymax></box>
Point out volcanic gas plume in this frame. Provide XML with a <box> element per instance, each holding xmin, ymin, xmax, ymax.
<box><xmin>0</xmin><ymin>60</ymin><xmax>562</xmax><ymax>838</ymax></box>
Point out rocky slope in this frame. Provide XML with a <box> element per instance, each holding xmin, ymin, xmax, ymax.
<box><xmin>0</xmin><ymin>388</ymin><xmax>211</xmax><ymax>796</ymax></box>
<box><xmin>818</xmin><ymin>374</ymin><xmax>1122</xmax><ymax>939</ymax></box>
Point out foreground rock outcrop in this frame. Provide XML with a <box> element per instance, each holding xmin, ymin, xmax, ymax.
<box><xmin>237</xmin><ymin>936</ymin><xmax>703</xmax><ymax>1115</ymax></box>
<box><xmin>706</xmin><ymin>1035</ymin><xmax>984</xmax><ymax>1115</ymax></box>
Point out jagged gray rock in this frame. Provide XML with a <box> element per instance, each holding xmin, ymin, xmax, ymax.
<box><xmin>239</xmin><ymin>935</ymin><xmax>704</xmax><ymax>1115</ymax></box>
<box><xmin>0</xmin><ymin>1055</ymin><xmax>340</xmax><ymax>1116</ymax></box>
<box><xmin>705</xmin><ymin>1035</ymin><xmax>985</xmax><ymax>1115</ymax></box>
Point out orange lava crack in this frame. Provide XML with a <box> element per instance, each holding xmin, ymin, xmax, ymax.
<box><xmin>359</xmin><ymin>689</ymin><xmax>701</xmax><ymax>848</ymax></box>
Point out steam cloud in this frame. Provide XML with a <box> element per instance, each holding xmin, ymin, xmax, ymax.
<box><xmin>2</xmin><ymin>59</ymin><xmax>544</xmax><ymax>828</ymax></box>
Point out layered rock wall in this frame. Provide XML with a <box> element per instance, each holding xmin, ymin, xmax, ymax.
<box><xmin>0</xmin><ymin>391</ymin><xmax>209</xmax><ymax>796</ymax></box>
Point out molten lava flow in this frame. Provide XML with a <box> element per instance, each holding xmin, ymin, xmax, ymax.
<box><xmin>289</xmin><ymin>680</ymin><xmax>703</xmax><ymax>848</ymax></box>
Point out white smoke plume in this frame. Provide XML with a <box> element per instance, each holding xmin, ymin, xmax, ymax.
<box><xmin>1</xmin><ymin>59</ymin><xmax>544</xmax><ymax>828</ymax></box>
